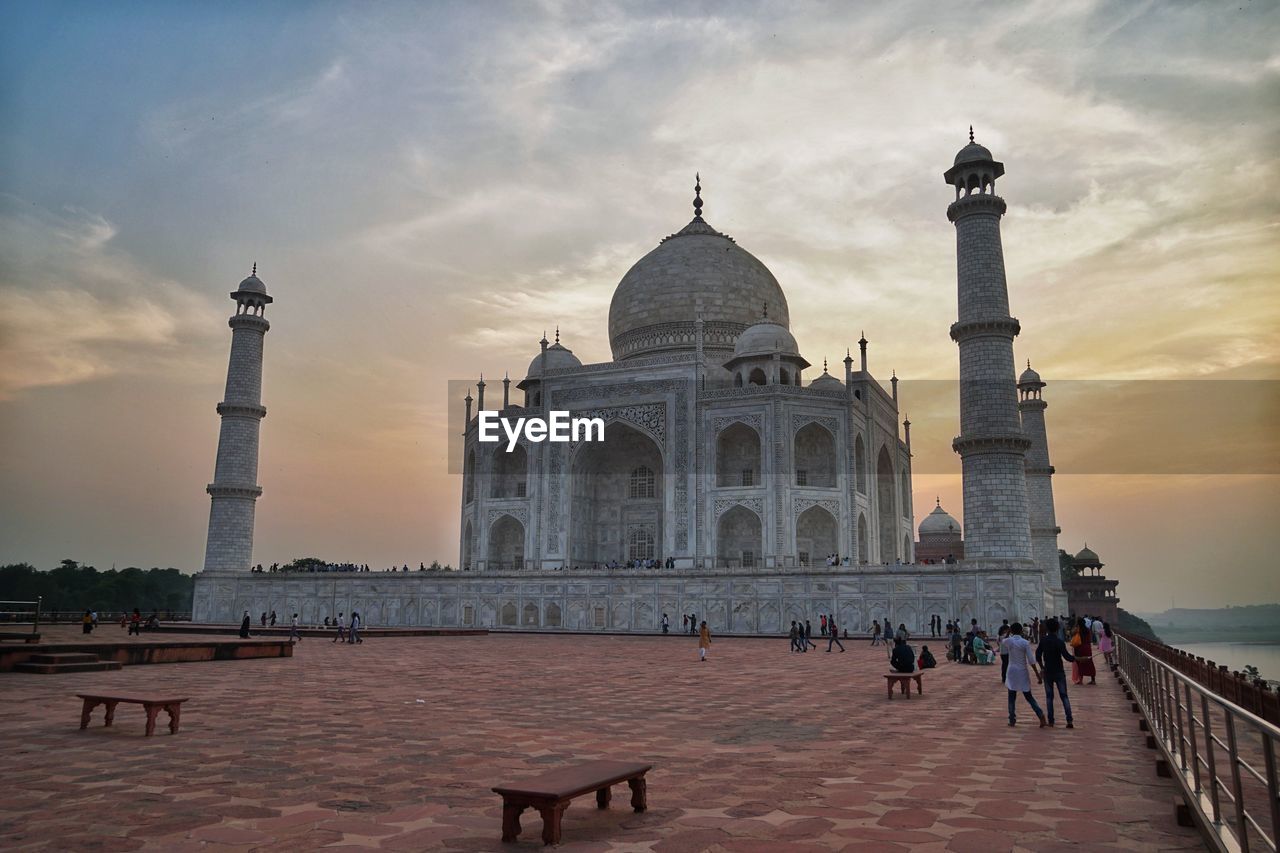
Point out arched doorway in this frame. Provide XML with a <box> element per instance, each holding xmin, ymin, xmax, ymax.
<box><xmin>857</xmin><ymin>513</ymin><xmax>868</xmax><ymax>564</ymax></box>
<box><xmin>854</xmin><ymin>434</ymin><xmax>866</xmax><ymax>494</ymax></box>
<box><xmin>876</xmin><ymin>446</ymin><xmax>896</xmax><ymax>562</ymax></box>
<box><xmin>463</xmin><ymin>448</ymin><xmax>476</xmax><ymax>503</ymax></box>
<box><xmin>570</xmin><ymin>423</ymin><xmax>663</xmax><ymax>567</ymax></box>
<box><xmin>717</xmin><ymin>505</ymin><xmax>762</xmax><ymax>568</ymax></box>
<box><xmin>716</xmin><ymin>422</ymin><xmax>761</xmax><ymax>487</ymax></box>
<box><xmin>488</xmin><ymin>514</ymin><xmax>525</xmax><ymax>570</ymax></box>
<box><xmin>794</xmin><ymin>422</ymin><xmax>836</xmax><ymax>487</ymax></box>
<box><xmin>903</xmin><ymin>534</ymin><xmax>912</xmax><ymax>563</ymax></box>
<box><xmin>491</xmin><ymin>444</ymin><xmax>528</xmax><ymax>498</ymax></box>
<box><xmin>461</xmin><ymin>520</ymin><xmax>473</xmax><ymax>570</ymax></box>
<box><xmin>796</xmin><ymin>505</ymin><xmax>838</xmax><ymax>566</ymax></box>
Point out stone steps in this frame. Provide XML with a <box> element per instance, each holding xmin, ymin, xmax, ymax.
<box><xmin>14</xmin><ymin>653</ymin><xmax>122</xmax><ymax>674</ymax></box>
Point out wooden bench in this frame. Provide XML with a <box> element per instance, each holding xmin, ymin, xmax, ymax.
<box><xmin>884</xmin><ymin>672</ymin><xmax>924</xmax><ymax>699</ymax></box>
<box><xmin>493</xmin><ymin>760</ymin><xmax>651</xmax><ymax>845</ymax></box>
<box><xmin>77</xmin><ymin>693</ymin><xmax>188</xmax><ymax>737</ymax></box>
<box><xmin>0</xmin><ymin>631</ymin><xmax>40</xmax><ymax>643</ymax></box>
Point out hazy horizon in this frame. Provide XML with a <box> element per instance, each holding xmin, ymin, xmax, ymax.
<box><xmin>2</xmin><ymin>1</ymin><xmax>1278</xmax><ymax>611</ymax></box>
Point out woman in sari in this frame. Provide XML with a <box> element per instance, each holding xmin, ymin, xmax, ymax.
<box><xmin>1071</xmin><ymin>617</ymin><xmax>1097</xmax><ymax>684</ymax></box>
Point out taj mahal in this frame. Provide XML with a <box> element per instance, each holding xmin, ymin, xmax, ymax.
<box><xmin>192</xmin><ymin>133</ymin><xmax>1072</xmax><ymax>633</ymax></box>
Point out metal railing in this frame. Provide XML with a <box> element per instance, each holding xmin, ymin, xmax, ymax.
<box><xmin>1117</xmin><ymin>634</ymin><xmax>1280</xmax><ymax>852</ymax></box>
<box><xmin>0</xmin><ymin>598</ymin><xmax>41</xmax><ymax>634</ymax></box>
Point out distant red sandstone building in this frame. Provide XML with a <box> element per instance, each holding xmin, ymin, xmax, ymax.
<box><xmin>914</xmin><ymin>500</ymin><xmax>964</xmax><ymax>564</ymax></box>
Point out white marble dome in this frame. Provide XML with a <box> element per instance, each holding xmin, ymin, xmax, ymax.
<box><xmin>919</xmin><ymin>501</ymin><xmax>960</xmax><ymax>536</ymax></box>
<box><xmin>808</xmin><ymin>367</ymin><xmax>843</xmax><ymax>391</ymax></box>
<box><xmin>733</xmin><ymin>316</ymin><xmax>800</xmax><ymax>359</ymax></box>
<box><xmin>608</xmin><ymin>215</ymin><xmax>790</xmax><ymax>361</ymax></box>
<box><xmin>237</xmin><ymin>273</ymin><xmax>267</xmax><ymax>295</ymax></box>
<box><xmin>953</xmin><ymin>141</ymin><xmax>993</xmax><ymax>165</ymax></box>
<box><xmin>525</xmin><ymin>341</ymin><xmax>582</xmax><ymax>379</ymax></box>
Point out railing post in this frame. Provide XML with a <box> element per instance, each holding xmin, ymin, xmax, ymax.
<box><xmin>1203</xmin><ymin>693</ymin><xmax>1223</xmax><ymax>825</ymax></box>
<box><xmin>1186</xmin><ymin>680</ymin><xmax>1201</xmax><ymax>794</ymax></box>
<box><xmin>1263</xmin><ymin>734</ymin><xmax>1280</xmax><ymax>852</ymax></box>
<box><xmin>1222</xmin><ymin>714</ymin><xmax>1248</xmax><ymax>852</ymax></box>
<box><xmin>1173</xmin><ymin>672</ymin><xmax>1187</xmax><ymax>771</ymax></box>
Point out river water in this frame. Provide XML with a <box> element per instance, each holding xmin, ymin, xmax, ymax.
<box><xmin>1169</xmin><ymin>641</ymin><xmax>1280</xmax><ymax>682</ymax></box>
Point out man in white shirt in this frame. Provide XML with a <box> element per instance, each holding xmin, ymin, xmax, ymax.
<box><xmin>1002</xmin><ymin>622</ymin><xmax>1045</xmax><ymax>728</ymax></box>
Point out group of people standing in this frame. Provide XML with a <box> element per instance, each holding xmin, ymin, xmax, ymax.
<box><xmin>999</xmin><ymin>615</ymin><xmax>1115</xmax><ymax>727</ymax></box>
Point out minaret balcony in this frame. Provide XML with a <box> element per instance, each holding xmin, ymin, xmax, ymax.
<box><xmin>216</xmin><ymin>402</ymin><xmax>267</xmax><ymax>419</ymax></box>
<box><xmin>946</xmin><ymin>193</ymin><xmax>1007</xmax><ymax>222</ymax></box>
<box><xmin>228</xmin><ymin>314</ymin><xmax>270</xmax><ymax>332</ymax></box>
<box><xmin>949</xmin><ymin>317</ymin><xmax>1021</xmax><ymax>343</ymax></box>
<box><xmin>952</xmin><ymin>433</ymin><xmax>1032</xmax><ymax>455</ymax></box>
<box><xmin>206</xmin><ymin>483</ymin><xmax>263</xmax><ymax>498</ymax></box>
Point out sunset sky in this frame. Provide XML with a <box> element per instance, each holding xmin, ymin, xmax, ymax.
<box><xmin>1</xmin><ymin>1</ymin><xmax>1277</xmax><ymax>611</ymax></box>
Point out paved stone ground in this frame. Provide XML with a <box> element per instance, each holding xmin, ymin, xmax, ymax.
<box><xmin>0</xmin><ymin>628</ymin><xmax>1205</xmax><ymax>851</ymax></box>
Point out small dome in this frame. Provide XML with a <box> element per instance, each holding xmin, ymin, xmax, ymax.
<box><xmin>525</xmin><ymin>341</ymin><xmax>582</xmax><ymax>379</ymax></box>
<box><xmin>809</xmin><ymin>369</ymin><xmax>843</xmax><ymax>391</ymax></box>
<box><xmin>1019</xmin><ymin>363</ymin><xmax>1042</xmax><ymax>386</ymax></box>
<box><xmin>919</xmin><ymin>501</ymin><xmax>961</xmax><ymax>536</ymax></box>
<box><xmin>953</xmin><ymin>142</ymin><xmax>993</xmax><ymax>166</ymax></box>
<box><xmin>1074</xmin><ymin>546</ymin><xmax>1101</xmax><ymax>564</ymax></box>
<box><xmin>237</xmin><ymin>273</ymin><xmax>267</xmax><ymax>295</ymax></box>
<box><xmin>733</xmin><ymin>318</ymin><xmax>800</xmax><ymax>359</ymax></box>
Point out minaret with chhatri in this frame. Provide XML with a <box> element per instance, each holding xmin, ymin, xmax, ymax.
<box><xmin>944</xmin><ymin>129</ymin><xmax>1034</xmax><ymax>563</ymax></box>
<box><xmin>202</xmin><ymin>265</ymin><xmax>272</xmax><ymax>571</ymax></box>
<box><xmin>1019</xmin><ymin>361</ymin><xmax>1068</xmax><ymax>613</ymax></box>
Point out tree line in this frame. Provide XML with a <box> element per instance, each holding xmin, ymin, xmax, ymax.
<box><xmin>0</xmin><ymin>560</ymin><xmax>194</xmax><ymax>616</ymax></box>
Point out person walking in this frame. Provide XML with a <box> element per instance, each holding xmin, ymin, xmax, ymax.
<box><xmin>128</xmin><ymin>608</ymin><xmax>142</xmax><ymax>636</ymax></box>
<box><xmin>826</xmin><ymin>616</ymin><xmax>845</xmax><ymax>652</ymax></box>
<box><xmin>348</xmin><ymin>611</ymin><xmax>362</xmax><ymax>643</ymax></box>
<box><xmin>1036</xmin><ymin>616</ymin><xmax>1076</xmax><ymax>728</ymax></box>
<box><xmin>870</xmin><ymin>620</ymin><xmax>882</xmax><ymax>646</ymax></box>
<box><xmin>1002</xmin><ymin>622</ymin><xmax>1046</xmax><ymax>727</ymax></box>
<box><xmin>949</xmin><ymin>622</ymin><xmax>963</xmax><ymax>663</ymax></box>
<box><xmin>1098</xmin><ymin>622</ymin><xmax>1115</xmax><ymax>668</ymax></box>
<box><xmin>689</xmin><ymin>613</ymin><xmax>698</xmax><ymax>635</ymax></box>
<box><xmin>682</xmin><ymin>614</ymin><xmax>688</xmax><ymax>633</ymax></box>
<box><xmin>333</xmin><ymin>612</ymin><xmax>347</xmax><ymax>643</ymax></box>
<box><xmin>289</xmin><ymin>613</ymin><xmax>302</xmax><ymax>643</ymax></box>
<box><xmin>269</xmin><ymin>611</ymin><xmax>277</xmax><ymax>627</ymax></box>
<box><xmin>997</xmin><ymin>622</ymin><xmax>1012</xmax><ymax>683</ymax></box>
<box><xmin>698</xmin><ymin>620</ymin><xmax>711</xmax><ymax>662</ymax></box>
<box><xmin>82</xmin><ymin>609</ymin><xmax>94</xmax><ymax>635</ymax></box>
<box><xmin>820</xmin><ymin>614</ymin><xmax>828</xmax><ymax>637</ymax></box>
<box><xmin>789</xmin><ymin>621</ymin><xmax>800</xmax><ymax>653</ymax></box>
<box><xmin>1070</xmin><ymin>617</ymin><xmax>1097</xmax><ymax>685</ymax></box>
<box><xmin>239</xmin><ymin>610</ymin><xmax>251</xmax><ymax>639</ymax></box>
<box><xmin>804</xmin><ymin>620</ymin><xmax>817</xmax><ymax>650</ymax></box>
<box><xmin>661</xmin><ymin>613</ymin><xmax>669</xmax><ymax>634</ymax></box>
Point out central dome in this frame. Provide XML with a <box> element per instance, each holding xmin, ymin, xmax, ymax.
<box><xmin>608</xmin><ymin>200</ymin><xmax>790</xmax><ymax>361</ymax></box>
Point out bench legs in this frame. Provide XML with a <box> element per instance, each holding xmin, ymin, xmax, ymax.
<box><xmin>165</xmin><ymin>703</ymin><xmax>181</xmax><ymax>734</ymax></box>
<box><xmin>80</xmin><ymin>698</ymin><xmax>101</xmax><ymax>729</ymax></box>
<box><xmin>501</xmin><ymin>803</ymin><xmax>525</xmax><ymax>842</ymax></box>
<box><xmin>537</xmin><ymin>801</ymin><xmax>569</xmax><ymax>846</ymax></box>
<box><xmin>628</xmin><ymin>777</ymin><xmax>647</xmax><ymax>812</ymax></box>
<box><xmin>596</xmin><ymin>786</ymin><xmax>611</xmax><ymax>809</ymax></box>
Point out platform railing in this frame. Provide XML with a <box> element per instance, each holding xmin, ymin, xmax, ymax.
<box><xmin>0</xmin><ymin>598</ymin><xmax>41</xmax><ymax>634</ymax></box>
<box><xmin>1117</xmin><ymin>634</ymin><xmax>1280</xmax><ymax>852</ymax></box>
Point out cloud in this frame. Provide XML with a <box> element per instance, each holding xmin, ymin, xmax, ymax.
<box><xmin>0</xmin><ymin>198</ymin><xmax>222</xmax><ymax>399</ymax></box>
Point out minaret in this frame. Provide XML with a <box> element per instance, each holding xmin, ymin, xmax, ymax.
<box><xmin>944</xmin><ymin>130</ymin><xmax>1033</xmax><ymax>562</ymax></box>
<box><xmin>1019</xmin><ymin>362</ymin><xmax>1067</xmax><ymax>611</ymax></box>
<box><xmin>202</xmin><ymin>265</ymin><xmax>272</xmax><ymax>572</ymax></box>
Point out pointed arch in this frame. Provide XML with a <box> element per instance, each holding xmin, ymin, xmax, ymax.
<box><xmin>794</xmin><ymin>422</ymin><xmax>836</xmax><ymax>488</ymax></box>
<box><xmin>877</xmin><ymin>445</ymin><xmax>896</xmax><ymax>561</ymax></box>
<box><xmin>570</xmin><ymin>422</ymin><xmax>663</xmax><ymax>567</ymax></box>
<box><xmin>463</xmin><ymin>448</ymin><xmax>476</xmax><ymax>503</ymax></box>
<box><xmin>796</xmin><ymin>505</ymin><xmax>838</xmax><ymax>566</ymax></box>
<box><xmin>462</xmin><ymin>519</ymin><xmax>474</xmax><ymax>570</ymax></box>
<box><xmin>717</xmin><ymin>505</ymin><xmax>762</xmax><ymax>568</ymax></box>
<box><xmin>857</xmin><ymin>513</ymin><xmax>868</xmax><ymax>564</ymax></box>
<box><xmin>488</xmin><ymin>514</ymin><xmax>525</xmax><ymax>570</ymax></box>
<box><xmin>716</xmin><ymin>421</ymin><xmax>761</xmax><ymax>487</ymax></box>
<box><xmin>854</xmin><ymin>433</ymin><xmax>867</xmax><ymax>494</ymax></box>
<box><xmin>491</xmin><ymin>443</ymin><xmax>528</xmax><ymax>498</ymax></box>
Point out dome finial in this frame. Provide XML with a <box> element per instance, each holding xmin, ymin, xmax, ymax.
<box><xmin>1027</xmin><ymin>358</ymin><xmax>1031</xmax><ymax>369</ymax></box>
<box><xmin>251</xmin><ymin>261</ymin><xmax>257</xmax><ymax>276</ymax></box>
<box><xmin>936</xmin><ymin>496</ymin><xmax>941</xmax><ymax>507</ymax></box>
<box><xmin>823</xmin><ymin>358</ymin><xmax>828</xmax><ymax>372</ymax></box>
<box><xmin>693</xmin><ymin>172</ymin><xmax>703</xmax><ymax>219</ymax></box>
<box><xmin>555</xmin><ymin>326</ymin><xmax>560</xmax><ymax>344</ymax></box>
<box><xmin>969</xmin><ymin>125</ymin><xmax>974</xmax><ymax>144</ymax></box>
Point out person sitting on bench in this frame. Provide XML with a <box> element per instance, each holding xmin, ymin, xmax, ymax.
<box><xmin>890</xmin><ymin>637</ymin><xmax>916</xmax><ymax>673</ymax></box>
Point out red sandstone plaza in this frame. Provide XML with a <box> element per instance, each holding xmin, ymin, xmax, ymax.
<box><xmin>2</xmin><ymin>626</ymin><xmax>1204</xmax><ymax>851</ymax></box>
